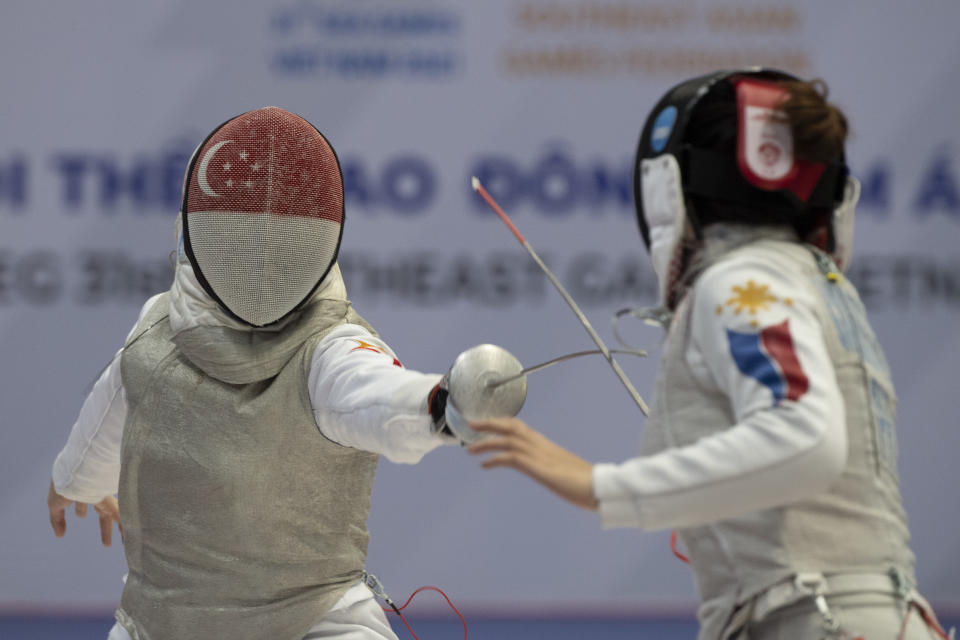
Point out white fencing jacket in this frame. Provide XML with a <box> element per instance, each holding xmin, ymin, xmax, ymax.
<box><xmin>593</xmin><ymin>227</ymin><xmax>849</xmax><ymax>529</ymax></box>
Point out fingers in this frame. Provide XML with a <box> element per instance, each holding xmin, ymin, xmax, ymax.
<box><xmin>46</xmin><ymin>479</ymin><xmax>123</xmax><ymax>545</ymax></box>
<box><xmin>468</xmin><ymin>416</ymin><xmax>528</xmax><ymax>437</ymax></box>
<box><xmin>98</xmin><ymin>512</ymin><xmax>114</xmax><ymax>547</ymax></box>
<box><xmin>47</xmin><ymin>480</ymin><xmax>69</xmax><ymax>538</ymax></box>
<box><xmin>467</xmin><ymin>418</ymin><xmax>534</xmax><ymax>453</ymax></box>
<box><xmin>95</xmin><ymin>497</ymin><xmax>121</xmax><ymax>548</ymax></box>
<box><xmin>47</xmin><ymin>479</ymin><xmax>72</xmax><ymax>509</ymax></box>
<box><xmin>466</xmin><ymin>436</ymin><xmax>514</xmax><ymax>455</ymax></box>
<box><xmin>465</xmin><ymin>421</ymin><xmax>599</xmax><ymax>511</ymax></box>
<box><xmin>479</xmin><ymin>450</ymin><xmax>530</xmax><ymax>470</ymax></box>
<box><xmin>49</xmin><ymin>507</ymin><xmax>67</xmax><ymax>538</ymax></box>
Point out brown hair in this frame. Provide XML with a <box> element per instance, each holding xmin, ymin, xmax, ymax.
<box><xmin>778</xmin><ymin>79</ymin><xmax>848</xmax><ymax>163</ymax></box>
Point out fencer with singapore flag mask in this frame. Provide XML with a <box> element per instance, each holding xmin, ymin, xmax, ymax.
<box><xmin>47</xmin><ymin>107</ymin><xmax>526</xmax><ymax>640</ymax></box>
<box><xmin>468</xmin><ymin>70</ymin><xmax>950</xmax><ymax>639</ymax></box>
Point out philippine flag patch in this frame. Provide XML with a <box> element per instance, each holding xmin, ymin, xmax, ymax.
<box><xmin>726</xmin><ymin>320</ymin><xmax>809</xmax><ymax>404</ymax></box>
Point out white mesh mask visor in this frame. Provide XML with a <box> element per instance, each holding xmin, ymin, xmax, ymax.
<box><xmin>641</xmin><ymin>154</ymin><xmax>687</xmax><ymax>307</ymax></box>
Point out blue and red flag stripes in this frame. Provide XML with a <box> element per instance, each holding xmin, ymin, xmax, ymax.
<box><xmin>726</xmin><ymin>320</ymin><xmax>809</xmax><ymax>404</ymax></box>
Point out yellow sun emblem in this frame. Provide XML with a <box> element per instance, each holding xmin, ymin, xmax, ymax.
<box><xmin>726</xmin><ymin>280</ymin><xmax>778</xmax><ymax>315</ymax></box>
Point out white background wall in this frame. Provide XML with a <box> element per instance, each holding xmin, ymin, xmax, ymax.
<box><xmin>1</xmin><ymin>0</ymin><xmax>958</xmax><ymax>614</ymax></box>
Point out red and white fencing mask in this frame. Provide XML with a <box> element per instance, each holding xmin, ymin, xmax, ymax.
<box><xmin>181</xmin><ymin>107</ymin><xmax>344</xmax><ymax>327</ymax></box>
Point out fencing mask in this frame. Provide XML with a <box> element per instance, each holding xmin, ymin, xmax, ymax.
<box><xmin>181</xmin><ymin>106</ymin><xmax>344</xmax><ymax>327</ymax></box>
<box><xmin>633</xmin><ymin>69</ymin><xmax>857</xmax><ymax>308</ymax></box>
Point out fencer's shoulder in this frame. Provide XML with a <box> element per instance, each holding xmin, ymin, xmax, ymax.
<box><xmin>321</xmin><ymin>322</ymin><xmax>378</xmax><ymax>342</ymax></box>
<box><xmin>138</xmin><ymin>293</ymin><xmax>167</xmax><ymax>322</ymax></box>
<box><xmin>120</xmin><ymin>293</ymin><xmax>168</xmax><ymax>343</ymax></box>
<box><xmin>306</xmin><ymin>322</ymin><xmax>405</xmax><ymax>392</ymax></box>
<box><xmin>714</xmin><ymin>239</ymin><xmax>812</xmax><ymax>271</ymax></box>
<box><xmin>697</xmin><ymin>242</ymin><xmax>813</xmax><ymax>291</ymax></box>
<box><xmin>691</xmin><ymin>241</ymin><xmax>818</xmax><ymax>324</ymax></box>
<box><xmin>309</xmin><ymin>322</ymin><xmax>399</xmax><ymax>362</ymax></box>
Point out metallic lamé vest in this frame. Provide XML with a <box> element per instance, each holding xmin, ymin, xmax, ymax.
<box><xmin>117</xmin><ymin>293</ymin><xmax>379</xmax><ymax>640</ymax></box>
<box><xmin>642</xmin><ymin>241</ymin><xmax>915</xmax><ymax>639</ymax></box>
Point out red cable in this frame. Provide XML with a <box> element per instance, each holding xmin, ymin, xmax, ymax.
<box><xmin>898</xmin><ymin>605</ymin><xmax>914</xmax><ymax>640</ymax></box>
<box><xmin>916</xmin><ymin>603</ymin><xmax>951</xmax><ymax>640</ymax></box>
<box><xmin>670</xmin><ymin>529</ymin><xmax>690</xmax><ymax>564</ymax></box>
<box><xmin>393</xmin><ymin>607</ymin><xmax>420</xmax><ymax>640</ymax></box>
<box><xmin>382</xmin><ymin>585</ymin><xmax>468</xmax><ymax>640</ymax></box>
<box><xmin>898</xmin><ymin>601</ymin><xmax>953</xmax><ymax>640</ymax></box>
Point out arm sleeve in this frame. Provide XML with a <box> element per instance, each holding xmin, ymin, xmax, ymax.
<box><xmin>308</xmin><ymin>324</ymin><xmax>453</xmax><ymax>464</ymax></box>
<box><xmin>51</xmin><ymin>294</ymin><xmax>164</xmax><ymax>503</ymax></box>
<box><xmin>593</xmin><ymin>255</ymin><xmax>847</xmax><ymax>530</ymax></box>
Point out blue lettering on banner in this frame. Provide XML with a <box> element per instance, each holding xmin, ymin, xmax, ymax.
<box><xmin>380</xmin><ymin>156</ymin><xmax>435</xmax><ymax>213</ymax></box>
<box><xmin>51</xmin><ymin>141</ymin><xmax>192</xmax><ymax>212</ymax></box>
<box><xmin>269</xmin><ymin>6</ymin><xmax>459</xmax><ymax>36</ymax></box>
<box><xmin>914</xmin><ymin>149</ymin><xmax>960</xmax><ymax>217</ymax></box>
<box><xmin>469</xmin><ymin>150</ymin><xmax>633</xmax><ymax>215</ymax></box>
<box><xmin>95</xmin><ymin>157</ymin><xmax>151</xmax><ymax>209</ymax></box>
<box><xmin>268</xmin><ymin>5</ymin><xmax>462</xmax><ymax>79</ymax></box>
<box><xmin>0</xmin><ymin>155</ymin><xmax>28</xmax><ymax>211</ymax></box>
<box><xmin>342</xmin><ymin>160</ymin><xmax>374</xmax><ymax>209</ymax></box>
<box><xmin>470</xmin><ymin>156</ymin><xmax>525</xmax><ymax>211</ymax></box>
<box><xmin>271</xmin><ymin>48</ymin><xmax>459</xmax><ymax>78</ymax></box>
<box><xmin>855</xmin><ymin>162</ymin><xmax>890</xmax><ymax>216</ymax></box>
<box><xmin>41</xmin><ymin>150</ymin><xmax>436</xmax><ymax>216</ymax></box>
<box><xmin>588</xmin><ymin>162</ymin><xmax>632</xmax><ymax>210</ymax></box>
<box><xmin>530</xmin><ymin>152</ymin><xmax>580</xmax><ymax>215</ymax></box>
<box><xmin>463</xmin><ymin>146</ymin><xmax>959</xmax><ymax>220</ymax></box>
<box><xmin>270</xmin><ymin>49</ymin><xmax>320</xmax><ymax>74</ymax></box>
<box><xmin>21</xmin><ymin>145</ymin><xmax>960</xmax><ymax>220</ymax></box>
<box><xmin>341</xmin><ymin>155</ymin><xmax>437</xmax><ymax>214</ymax></box>
<box><xmin>53</xmin><ymin>155</ymin><xmax>87</xmax><ymax>208</ymax></box>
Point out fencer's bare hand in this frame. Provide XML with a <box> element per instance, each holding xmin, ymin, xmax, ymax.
<box><xmin>47</xmin><ymin>479</ymin><xmax>122</xmax><ymax>547</ymax></box>
<box><xmin>467</xmin><ymin>417</ymin><xmax>598</xmax><ymax>511</ymax></box>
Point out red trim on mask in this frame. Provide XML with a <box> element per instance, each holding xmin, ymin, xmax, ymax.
<box><xmin>735</xmin><ymin>78</ymin><xmax>826</xmax><ymax>202</ymax></box>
